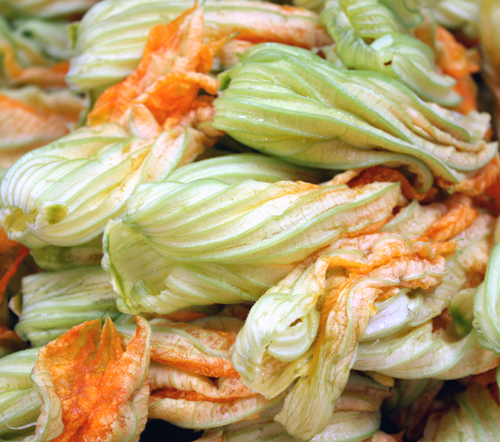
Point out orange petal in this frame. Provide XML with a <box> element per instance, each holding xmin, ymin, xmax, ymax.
<box><xmin>88</xmin><ymin>7</ymin><xmax>226</xmax><ymax>132</ymax></box>
<box><xmin>435</xmin><ymin>26</ymin><xmax>479</xmax><ymax>113</ymax></box>
<box><xmin>438</xmin><ymin>156</ymin><xmax>500</xmax><ymax>197</ymax></box>
<box><xmin>31</xmin><ymin>316</ymin><xmax>150</xmax><ymax>442</ymax></box>
<box><xmin>424</xmin><ymin>195</ymin><xmax>479</xmax><ymax>241</ymax></box>
<box><xmin>0</xmin><ymin>93</ymin><xmax>73</xmax><ymax>167</ymax></box>
<box><xmin>120</xmin><ymin>320</ymin><xmax>238</xmax><ymax>377</ymax></box>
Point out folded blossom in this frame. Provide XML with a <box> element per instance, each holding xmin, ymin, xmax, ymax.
<box><xmin>128</xmin><ymin>315</ymin><xmax>283</xmax><ymax>429</ymax></box>
<box><xmin>233</xmin><ymin>231</ymin><xmax>448</xmax><ymax>440</ymax></box>
<box><xmin>233</xmin><ymin>191</ymin><xmax>498</xmax><ymax>440</ymax></box>
<box><xmin>194</xmin><ymin>374</ymin><xmax>392</xmax><ymax>442</ymax></box>
<box><xmin>213</xmin><ymin>44</ymin><xmax>497</xmax><ymax>192</ymax></box>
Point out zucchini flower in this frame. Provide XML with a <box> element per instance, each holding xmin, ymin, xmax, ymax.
<box><xmin>67</xmin><ymin>0</ymin><xmax>332</xmax><ymax>96</ymax></box>
<box><xmin>14</xmin><ymin>266</ymin><xmax>120</xmax><ymax>347</ymax></box>
<box><xmin>420</xmin><ymin>385</ymin><xmax>500</xmax><ymax>441</ymax></box>
<box><xmin>0</xmin><ymin>123</ymin><xmax>203</xmax><ymax>248</ymax></box>
<box><xmin>194</xmin><ymin>374</ymin><xmax>392</xmax><ymax>442</ymax></box>
<box><xmin>213</xmin><ymin>44</ymin><xmax>497</xmax><ymax>192</ymax></box>
<box><xmin>0</xmin><ymin>17</ymin><xmax>70</xmax><ymax>88</ymax></box>
<box><xmin>103</xmin><ymin>160</ymin><xmax>402</xmax><ymax>314</ymax></box>
<box><xmin>0</xmin><ymin>0</ymin><xmax>100</xmax><ymax>19</ymax></box>
<box><xmin>320</xmin><ymin>0</ymin><xmax>460</xmax><ymax>106</ymax></box>
<box><xmin>35</xmin><ymin>317</ymin><xmax>149</xmax><ymax>442</ymax></box>
<box><xmin>355</xmin><ymin>203</ymin><xmax>498</xmax><ymax>380</ymax></box>
<box><xmin>0</xmin><ymin>86</ymin><xmax>87</xmax><ymax>168</ymax></box>
<box><xmin>0</xmin><ymin>7</ymin><xmax>235</xmax><ymax>249</ymax></box>
<box><xmin>232</xmin><ymin>192</ymin><xmax>497</xmax><ymax>440</ymax></box>
<box><xmin>233</xmin><ymin>232</ymin><xmax>448</xmax><ymax>439</ymax></box>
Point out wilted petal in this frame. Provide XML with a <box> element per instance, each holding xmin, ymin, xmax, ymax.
<box><xmin>87</xmin><ymin>6</ymin><xmax>225</xmax><ymax>140</ymax></box>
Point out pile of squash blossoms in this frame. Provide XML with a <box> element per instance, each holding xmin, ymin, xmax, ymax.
<box><xmin>1</xmin><ymin>0</ymin><xmax>500</xmax><ymax>441</ymax></box>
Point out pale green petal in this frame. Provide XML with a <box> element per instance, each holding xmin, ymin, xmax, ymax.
<box><xmin>0</xmin><ymin>348</ymin><xmax>39</xmax><ymax>392</ymax></box>
<box><xmin>354</xmin><ymin>323</ymin><xmax>497</xmax><ymax>379</ymax></box>
<box><xmin>380</xmin><ymin>199</ymin><xmax>446</xmax><ymax>236</ymax></box>
<box><xmin>0</xmin><ymin>349</ymin><xmax>40</xmax><ymax>440</ymax></box>
<box><xmin>149</xmin><ymin>393</ymin><xmax>285</xmax><ymax>429</ymax></box>
<box><xmin>120</xmin><ymin>180</ymin><xmax>401</xmax><ymax>265</ymax></box>
<box><xmin>103</xmin><ymin>219</ymin><xmax>292</xmax><ymax>315</ymax></box>
<box><xmin>14</xmin><ymin>267</ymin><xmax>120</xmax><ymax>347</ymax></box>
<box><xmin>473</xmin><ymin>243</ymin><xmax>500</xmax><ymax>352</ymax></box>
<box><xmin>360</xmin><ymin>289</ymin><xmax>423</xmax><ymax>341</ymax></box>
<box><xmin>0</xmin><ymin>125</ymin><xmax>203</xmax><ymax>248</ymax></box>
<box><xmin>449</xmin><ymin>288</ymin><xmax>475</xmax><ymax>338</ymax></box>
<box><xmin>167</xmin><ymin>153</ymin><xmax>323</xmax><ymax>185</ymax></box>
<box><xmin>214</xmin><ymin>44</ymin><xmax>496</xmax><ymax>189</ymax></box>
